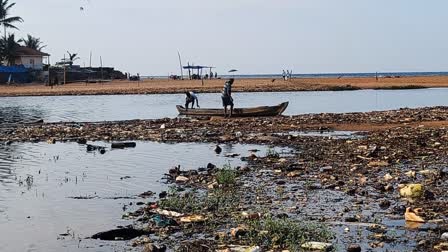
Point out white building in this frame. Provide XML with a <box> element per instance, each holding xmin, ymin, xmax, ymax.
<box><xmin>14</xmin><ymin>47</ymin><xmax>50</xmax><ymax>70</ymax></box>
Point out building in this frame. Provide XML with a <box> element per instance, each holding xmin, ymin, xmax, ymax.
<box><xmin>13</xmin><ymin>46</ymin><xmax>50</xmax><ymax>70</ymax></box>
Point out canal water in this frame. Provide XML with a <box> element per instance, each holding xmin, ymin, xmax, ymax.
<box><xmin>0</xmin><ymin>141</ymin><xmax>288</xmax><ymax>252</ymax></box>
<box><xmin>1</xmin><ymin>88</ymin><xmax>448</xmax><ymax>124</ymax></box>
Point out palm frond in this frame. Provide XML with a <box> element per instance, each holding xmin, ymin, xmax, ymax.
<box><xmin>2</xmin><ymin>15</ymin><xmax>22</xmax><ymax>22</ymax></box>
<box><xmin>3</xmin><ymin>22</ymin><xmax>18</xmax><ymax>29</ymax></box>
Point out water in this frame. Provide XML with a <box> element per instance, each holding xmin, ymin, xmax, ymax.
<box><xmin>1</xmin><ymin>89</ymin><xmax>448</xmax><ymax>124</ymax></box>
<box><xmin>145</xmin><ymin>71</ymin><xmax>448</xmax><ymax>79</ymax></box>
<box><xmin>0</xmin><ymin>141</ymin><xmax>286</xmax><ymax>252</ymax></box>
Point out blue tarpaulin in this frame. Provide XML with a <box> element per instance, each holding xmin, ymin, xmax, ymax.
<box><xmin>0</xmin><ymin>66</ymin><xmax>30</xmax><ymax>83</ymax></box>
<box><xmin>0</xmin><ymin>66</ymin><xmax>28</xmax><ymax>73</ymax></box>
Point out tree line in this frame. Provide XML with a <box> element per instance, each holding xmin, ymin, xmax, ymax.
<box><xmin>0</xmin><ymin>0</ymin><xmax>46</xmax><ymax>66</ymax></box>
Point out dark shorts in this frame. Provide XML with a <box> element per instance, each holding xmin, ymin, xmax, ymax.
<box><xmin>222</xmin><ymin>96</ymin><xmax>233</xmax><ymax>107</ymax></box>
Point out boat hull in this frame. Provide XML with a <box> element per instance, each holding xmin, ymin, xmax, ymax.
<box><xmin>176</xmin><ymin>102</ymin><xmax>289</xmax><ymax>117</ymax></box>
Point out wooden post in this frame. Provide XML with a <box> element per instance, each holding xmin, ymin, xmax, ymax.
<box><xmin>48</xmin><ymin>56</ymin><xmax>51</xmax><ymax>86</ymax></box>
<box><xmin>100</xmin><ymin>56</ymin><xmax>103</xmax><ymax>85</ymax></box>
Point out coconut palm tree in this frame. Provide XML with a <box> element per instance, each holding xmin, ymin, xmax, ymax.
<box><xmin>67</xmin><ymin>51</ymin><xmax>80</xmax><ymax>66</ymax></box>
<box><xmin>0</xmin><ymin>33</ymin><xmax>19</xmax><ymax>65</ymax></box>
<box><xmin>0</xmin><ymin>0</ymin><xmax>23</xmax><ymax>37</ymax></box>
<box><xmin>19</xmin><ymin>34</ymin><xmax>46</xmax><ymax>51</ymax></box>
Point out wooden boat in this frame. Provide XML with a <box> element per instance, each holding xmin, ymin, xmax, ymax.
<box><xmin>176</xmin><ymin>102</ymin><xmax>289</xmax><ymax>117</ymax></box>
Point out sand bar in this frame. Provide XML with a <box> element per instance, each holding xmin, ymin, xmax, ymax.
<box><xmin>1</xmin><ymin>76</ymin><xmax>448</xmax><ymax>97</ymax></box>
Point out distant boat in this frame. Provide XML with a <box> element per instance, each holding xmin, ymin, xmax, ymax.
<box><xmin>177</xmin><ymin>102</ymin><xmax>289</xmax><ymax>117</ymax></box>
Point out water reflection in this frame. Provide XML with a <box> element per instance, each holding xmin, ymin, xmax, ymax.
<box><xmin>0</xmin><ymin>141</ymin><xmax>287</xmax><ymax>252</ymax></box>
<box><xmin>0</xmin><ymin>106</ymin><xmax>45</xmax><ymax>124</ymax></box>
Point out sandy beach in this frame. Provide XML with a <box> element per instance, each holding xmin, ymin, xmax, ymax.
<box><xmin>1</xmin><ymin>75</ymin><xmax>448</xmax><ymax>97</ymax></box>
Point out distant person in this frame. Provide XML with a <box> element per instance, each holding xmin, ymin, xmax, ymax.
<box><xmin>282</xmin><ymin>70</ymin><xmax>286</xmax><ymax>81</ymax></box>
<box><xmin>222</xmin><ymin>78</ymin><xmax>234</xmax><ymax>117</ymax></box>
<box><xmin>215</xmin><ymin>72</ymin><xmax>218</xmax><ymax>78</ymax></box>
<box><xmin>185</xmin><ymin>91</ymin><xmax>200</xmax><ymax>110</ymax></box>
<box><xmin>289</xmin><ymin>70</ymin><xmax>292</xmax><ymax>79</ymax></box>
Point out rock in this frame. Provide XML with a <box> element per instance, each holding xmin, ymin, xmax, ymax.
<box><xmin>379</xmin><ymin>200</ymin><xmax>390</xmax><ymax>209</ymax></box>
<box><xmin>404</xmin><ymin>170</ymin><xmax>416</xmax><ymax>178</ymax></box>
<box><xmin>207</xmin><ymin>163</ymin><xmax>217</xmax><ymax>170</ymax></box>
<box><xmin>175</xmin><ymin>176</ymin><xmax>189</xmax><ymax>183</ymax></box>
<box><xmin>278</xmin><ymin>158</ymin><xmax>287</xmax><ymax>163</ymax></box>
<box><xmin>214</xmin><ymin>145</ymin><xmax>222</xmax><ymax>154</ymax></box>
<box><xmin>287</xmin><ymin>170</ymin><xmax>301</xmax><ymax>177</ymax></box>
<box><xmin>347</xmin><ymin>244</ymin><xmax>361</xmax><ymax>252</ymax></box>
<box><xmin>4</xmin><ymin>140</ymin><xmax>12</xmax><ymax>145</ymax></box>
<box><xmin>111</xmin><ymin>142</ymin><xmax>136</xmax><ymax>149</ymax></box>
<box><xmin>230</xmin><ymin>226</ymin><xmax>248</xmax><ymax>238</ymax></box>
<box><xmin>159</xmin><ymin>191</ymin><xmax>167</xmax><ymax>199</ymax></box>
<box><xmin>301</xmin><ymin>241</ymin><xmax>333</xmax><ymax>251</ymax></box>
<box><xmin>86</xmin><ymin>144</ymin><xmax>106</xmax><ymax>153</ymax></box>
<box><xmin>424</xmin><ymin>190</ymin><xmax>436</xmax><ymax>200</ymax></box>
<box><xmin>441</xmin><ymin>232</ymin><xmax>448</xmax><ymax>241</ymax></box>
<box><xmin>131</xmin><ymin>236</ymin><xmax>152</xmax><ymax>247</ymax></box>
<box><xmin>76</xmin><ymin>138</ymin><xmax>87</xmax><ymax>144</ymax></box>
<box><xmin>320</xmin><ymin>166</ymin><xmax>333</xmax><ymax>173</ymax></box>
<box><xmin>139</xmin><ymin>191</ymin><xmax>154</xmax><ymax>198</ymax></box>
<box><xmin>90</xmin><ymin>228</ymin><xmax>147</xmax><ymax>240</ymax></box>
<box><xmin>143</xmin><ymin>244</ymin><xmax>167</xmax><ymax>252</ymax></box>
<box><xmin>399</xmin><ymin>184</ymin><xmax>423</xmax><ymax>198</ymax></box>
<box><xmin>383</xmin><ymin>173</ymin><xmax>393</xmax><ymax>181</ymax></box>
<box><xmin>345</xmin><ymin>216</ymin><xmax>359</xmax><ymax>222</ymax></box>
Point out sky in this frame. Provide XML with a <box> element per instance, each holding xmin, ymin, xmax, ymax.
<box><xmin>10</xmin><ymin>0</ymin><xmax>448</xmax><ymax>75</ymax></box>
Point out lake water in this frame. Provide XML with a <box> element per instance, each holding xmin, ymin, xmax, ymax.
<box><xmin>1</xmin><ymin>88</ymin><xmax>448</xmax><ymax>124</ymax></box>
<box><xmin>0</xmin><ymin>141</ymin><xmax>287</xmax><ymax>252</ymax></box>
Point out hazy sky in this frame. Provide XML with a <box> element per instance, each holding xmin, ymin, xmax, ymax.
<box><xmin>11</xmin><ymin>0</ymin><xmax>448</xmax><ymax>75</ymax></box>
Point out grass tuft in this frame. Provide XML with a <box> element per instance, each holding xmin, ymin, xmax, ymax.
<box><xmin>216</xmin><ymin>163</ymin><xmax>237</xmax><ymax>186</ymax></box>
<box><xmin>244</xmin><ymin>217</ymin><xmax>334</xmax><ymax>250</ymax></box>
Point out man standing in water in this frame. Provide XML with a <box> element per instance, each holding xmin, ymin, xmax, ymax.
<box><xmin>222</xmin><ymin>78</ymin><xmax>234</xmax><ymax>117</ymax></box>
<box><xmin>185</xmin><ymin>91</ymin><xmax>200</xmax><ymax>110</ymax></box>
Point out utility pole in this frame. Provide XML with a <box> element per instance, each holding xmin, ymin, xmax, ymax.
<box><xmin>100</xmin><ymin>56</ymin><xmax>103</xmax><ymax>84</ymax></box>
<box><xmin>177</xmin><ymin>51</ymin><xmax>184</xmax><ymax>80</ymax></box>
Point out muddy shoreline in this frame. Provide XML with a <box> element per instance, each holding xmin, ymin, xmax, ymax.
<box><xmin>2</xmin><ymin>107</ymin><xmax>448</xmax><ymax>251</ymax></box>
<box><xmin>2</xmin><ymin>76</ymin><xmax>448</xmax><ymax>97</ymax></box>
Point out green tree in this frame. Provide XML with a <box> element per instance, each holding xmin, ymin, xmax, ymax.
<box><xmin>67</xmin><ymin>51</ymin><xmax>80</xmax><ymax>66</ymax></box>
<box><xmin>20</xmin><ymin>34</ymin><xmax>46</xmax><ymax>51</ymax></box>
<box><xmin>0</xmin><ymin>0</ymin><xmax>23</xmax><ymax>37</ymax></box>
<box><xmin>0</xmin><ymin>33</ymin><xmax>19</xmax><ymax>65</ymax></box>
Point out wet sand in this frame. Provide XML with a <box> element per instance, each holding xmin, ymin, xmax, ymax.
<box><xmin>1</xmin><ymin>76</ymin><xmax>448</xmax><ymax>97</ymax></box>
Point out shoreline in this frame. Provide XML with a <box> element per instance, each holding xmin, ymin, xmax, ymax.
<box><xmin>1</xmin><ymin>76</ymin><xmax>448</xmax><ymax>97</ymax></box>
